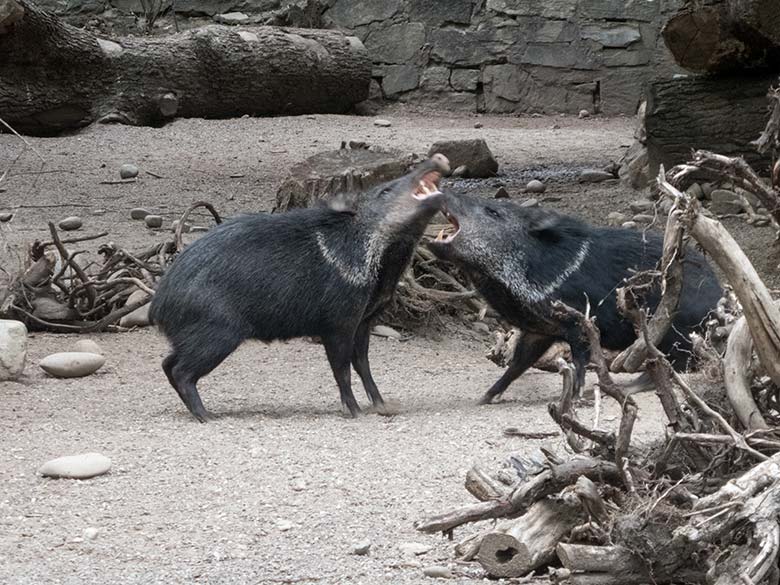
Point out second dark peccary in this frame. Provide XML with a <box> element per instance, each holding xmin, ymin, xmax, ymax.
<box><xmin>427</xmin><ymin>193</ymin><xmax>723</xmax><ymax>403</ymax></box>
<box><xmin>149</xmin><ymin>155</ymin><xmax>449</xmax><ymax>421</ymax></box>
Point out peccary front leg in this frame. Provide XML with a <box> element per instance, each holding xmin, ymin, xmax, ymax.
<box><xmin>324</xmin><ymin>335</ymin><xmax>362</xmax><ymax>418</ymax></box>
<box><xmin>479</xmin><ymin>331</ymin><xmax>556</xmax><ymax>405</ymax></box>
<box><xmin>351</xmin><ymin>321</ymin><xmax>386</xmax><ymax>411</ymax></box>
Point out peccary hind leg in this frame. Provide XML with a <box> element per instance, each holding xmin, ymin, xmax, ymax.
<box><xmin>351</xmin><ymin>321</ymin><xmax>387</xmax><ymax>412</ymax></box>
<box><xmin>324</xmin><ymin>335</ymin><xmax>362</xmax><ymax>417</ymax></box>
<box><xmin>165</xmin><ymin>329</ymin><xmax>243</xmax><ymax>422</ymax></box>
<box><xmin>479</xmin><ymin>331</ymin><xmax>556</xmax><ymax>404</ymax></box>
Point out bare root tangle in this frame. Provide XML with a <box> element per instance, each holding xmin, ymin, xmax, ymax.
<box><xmin>610</xmin><ymin>208</ymin><xmax>685</xmax><ymax>373</ymax></box>
<box><xmin>547</xmin><ymin>358</ymin><xmax>615</xmax><ymax>453</ymax></box>
<box><xmin>550</xmin><ymin>302</ymin><xmax>638</xmax><ymax>492</ymax></box>
<box><xmin>661</xmin><ymin>166</ymin><xmax>780</xmax><ymax>389</ymax></box>
<box><xmin>0</xmin><ymin>202</ymin><xmax>221</xmax><ymax>332</ymax></box>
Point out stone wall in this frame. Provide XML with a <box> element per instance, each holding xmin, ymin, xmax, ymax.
<box><xmin>36</xmin><ymin>0</ymin><xmax>684</xmax><ymax>115</ymax></box>
<box><xmin>322</xmin><ymin>0</ymin><xmax>684</xmax><ymax>115</ymax></box>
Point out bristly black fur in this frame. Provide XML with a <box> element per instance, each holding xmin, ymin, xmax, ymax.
<box><xmin>428</xmin><ymin>193</ymin><xmax>723</xmax><ymax>403</ymax></box>
<box><xmin>150</xmin><ymin>158</ymin><xmax>446</xmax><ymax>421</ymax></box>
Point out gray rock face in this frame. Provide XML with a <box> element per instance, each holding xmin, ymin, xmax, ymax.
<box><xmin>427</xmin><ymin>139</ymin><xmax>498</xmax><ymax>178</ymax></box>
<box><xmin>326</xmin><ymin>0</ymin><xmax>402</xmax><ymax>28</ymax></box>
<box><xmin>580</xmin><ymin>24</ymin><xmax>642</xmax><ymax>48</ymax></box>
<box><xmin>366</xmin><ymin>23</ymin><xmax>426</xmax><ymax>64</ymax></box>
<box><xmin>450</xmin><ymin>69</ymin><xmax>479</xmax><ymax>92</ymax></box>
<box><xmin>382</xmin><ymin>64</ymin><xmax>420</xmax><ymax>95</ymax></box>
<box><xmin>409</xmin><ymin>0</ymin><xmax>471</xmax><ymax>25</ymax></box>
<box><xmin>420</xmin><ymin>66</ymin><xmax>451</xmax><ymax>91</ymax></box>
<box><xmin>0</xmin><ymin>320</ymin><xmax>27</xmax><ymax>381</ymax></box>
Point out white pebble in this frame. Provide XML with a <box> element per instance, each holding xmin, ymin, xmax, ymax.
<box><xmin>352</xmin><ymin>539</ymin><xmax>371</xmax><ymax>555</ymax></box>
<box><xmin>72</xmin><ymin>339</ymin><xmax>103</xmax><ymax>355</ymax></box>
<box><xmin>526</xmin><ymin>179</ymin><xmax>545</xmax><ymax>193</ymax></box>
<box><xmin>423</xmin><ymin>566</ymin><xmax>453</xmax><ymax>579</ymax></box>
<box><xmin>83</xmin><ymin>527</ymin><xmax>99</xmax><ymax>540</ymax></box>
<box><xmin>120</xmin><ymin>164</ymin><xmax>139</xmax><ymax>179</ymax></box>
<box><xmin>399</xmin><ymin>542</ymin><xmax>431</xmax><ymax>557</ymax></box>
<box><xmin>39</xmin><ymin>352</ymin><xmax>105</xmax><ymax>378</ymax></box>
<box><xmin>372</xmin><ymin>325</ymin><xmax>401</xmax><ymax>340</ymax></box>
<box><xmin>39</xmin><ymin>453</ymin><xmax>111</xmax><ymax>479</ymax></box>
<box><xmin>373</xmin><ymin>119</ymin><xmax>392</xmax><ymax>127</ymax></box>
<box><xmin>0</xmin><ymin>319</ymin><xmax>27</xmax><ymax>381</ymax></box>
<box><xmin>58</xmin><ymin>216</ymin><xmax>83</xmax><ymax>231</ymax></box>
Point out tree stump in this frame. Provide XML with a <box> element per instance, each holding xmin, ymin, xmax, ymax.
<box><xmin>0</xmin><ymin>0</ymin><xmax>371</xmax><ymax>135</ymax></box>
<box><xmin>645</xmin><ymin>73</ymin><xmax>776</xmax><ymax>178</ymax></box>
<box><xmin>274</xmin><ymin>148</ymin><xmax>416</xmax><ymax>211</ymax></box>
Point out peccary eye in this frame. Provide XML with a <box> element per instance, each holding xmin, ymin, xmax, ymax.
<box><xmin>485</xmin><ymin>207</ymin><xmax>501</xmax><ymax>219</ymax></box>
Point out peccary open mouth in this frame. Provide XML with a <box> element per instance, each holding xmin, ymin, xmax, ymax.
<box><xmin>435</xmin><ymin>209</ymin><xmax>460</xmax><ymax>243</ymax></box>
<box><xmin>412</xmin><ymin>170</ymin><xmax>443</xmax><ymax>200</ymax></box>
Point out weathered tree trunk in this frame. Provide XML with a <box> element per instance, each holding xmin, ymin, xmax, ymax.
<box><xmin>645</xmin><ymin>73</ymin><xmax>776</xmax><ymax>178</ymax></box>
<box><xmin>663</xmin><ymin>0</ymin><xmax>780</xmax><ymax>72</ymax></box>
<box><xmin>0</xmin><ymin>0</ymin><xmax>370</xmax><ymax>135</ymax></box>
<box><xmin>477</xmin><ymin>499</ymin><xmax>585</xmax><ymax>578</ymax></box>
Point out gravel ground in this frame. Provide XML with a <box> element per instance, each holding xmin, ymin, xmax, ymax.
<box><xmin>0</xmin><ymin>110</ymin><xmax>774</xmax><ymax>584</ymax></box>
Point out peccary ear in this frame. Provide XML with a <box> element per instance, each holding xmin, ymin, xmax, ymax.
<box><xmin>528</xmin><ymin>214</ymin><xmax>563</xmax><ymax>243</ymax></box>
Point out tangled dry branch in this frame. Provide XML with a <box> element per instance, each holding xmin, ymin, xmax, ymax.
<box><xmin>0</xmin><ymin>201</ymin><xmax>221</xmax><ymax>332</ymax></box>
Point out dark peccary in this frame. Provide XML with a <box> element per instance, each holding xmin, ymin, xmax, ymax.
<box><xmin>427</xmin><ymin>193</ymin><xmax>722</xmax><ymax>404</ymax></box>
<box><xmin>149</xmin><ymin>155</ymin><xmax>449</xmax><ymax>421</ymax></box>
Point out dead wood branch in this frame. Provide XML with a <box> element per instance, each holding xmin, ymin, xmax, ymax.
<box><xmin>415</xmin><ymin>457</ymin><xmax>620</xmax><ymax>535</ymax></box>
<box><xmin>724</xmin><ymin>315</ymin><xmax>770</xmax><ymax>431</ymax></box>
<box><xmin>465</xmin><ymin>466</ymin><xmax>508</xmax><ymax>502</ymax></box>
<box><xmin>174</xmin><ymin>200</ymin><xmax>222</xmax><ymax>252</ymax></box>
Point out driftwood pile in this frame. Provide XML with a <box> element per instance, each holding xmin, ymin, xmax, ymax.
<box><xmin>0</xmin><ymin>202</ymin><xmax>220</xmax><ymax>331</ymax></box>
<box><xmin>414</xmin><ymin>131</ymin><xmax>780</xmax><ymax>581</ymax></box>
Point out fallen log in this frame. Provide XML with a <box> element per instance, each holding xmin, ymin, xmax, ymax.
<box><xmin>0</xmin><ymin>0</ymin><xmax>370</xmax><ymax>135</ymax></box>
<box><xmin>477</xmin><ymin>498</ymin><xmax>585</xmax><ymax>578</ymax></box>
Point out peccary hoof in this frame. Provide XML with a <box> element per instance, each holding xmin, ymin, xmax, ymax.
<box><xmin>477</xmin><ymin>394</ymin><xmax>495</xmax><ymax>406</ymax></box>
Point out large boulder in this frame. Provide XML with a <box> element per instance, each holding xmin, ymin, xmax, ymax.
<box><xmin>0</xmin><ymin>319</ymin><xmax>27</xmax><ymax>380</ymax></box>
<box><xmin>427</xmin><ymin>139</ymin><xmax>498</xmax><ymax>178</ymax></box>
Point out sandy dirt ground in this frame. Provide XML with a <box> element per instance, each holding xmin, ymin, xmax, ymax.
<box><xmin>0</xmin><ymin>111</ymin><xmax>774</xmax><ymax>584</ymax></box>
